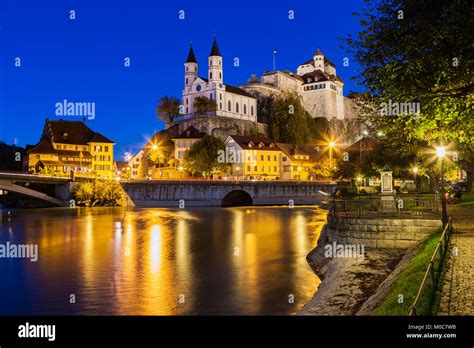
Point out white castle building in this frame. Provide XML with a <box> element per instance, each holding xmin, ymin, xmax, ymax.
<box><xmin>181</xmin><ymin>38</ymin><xmax>258</xmax><ymax>124</ymax></box>
<box><xmin>243</xmin><ymin>48</ymin><xmax>357</xmax><ymax>121</ymax></box>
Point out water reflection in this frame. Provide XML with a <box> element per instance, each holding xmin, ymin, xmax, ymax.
<box><xmin>0</xmin><ymin>206</ymin><xmax>326</xmax><ymax>315</ymax></box>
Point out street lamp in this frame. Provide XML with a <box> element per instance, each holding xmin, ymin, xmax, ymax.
<box><xmin>152</xmin><ymin>144</ymin><xmax>158</xmax><ymax>151</ymax></box>
<box><xmin>356</xmin><ymin>176</ymin><xmax>363</xmax><ymax>195</ymax></box>
<box><xmin>436</xmin><ymin>146</ymin><xmax>448</xmax><ymax>228</ymax></box>
<box><xmin>328</xmin><ymin>141</ymin><xmax>335</xmax><ymax>170</ymax></box>
<box><xmin>178</xmin><ymin>165</ymin><xmax>184</xmax><ymax>179</ymax></box>
<box><xmin>412</xmin><ymin>167</ymin><xmax>419</xmax><ymax>195</ymax></box>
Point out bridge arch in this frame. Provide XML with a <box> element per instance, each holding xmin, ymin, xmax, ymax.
<box><xmin>221</xmin><ymin>190</ymin><xmax>253</xmax><ymax>207</ymax></box>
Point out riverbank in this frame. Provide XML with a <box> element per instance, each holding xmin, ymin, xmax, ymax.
<box><xmin>298</xmin><ymin>225</ymin><xmax>404</xmax><ymax>315</ymax></box>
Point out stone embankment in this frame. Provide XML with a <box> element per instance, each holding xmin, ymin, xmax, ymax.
<box><xmin>298</xmin><ymin>215</ymin><xmax>441</xmax><ymax>315</ymax></box>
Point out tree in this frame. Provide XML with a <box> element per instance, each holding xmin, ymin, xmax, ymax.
<box><xmin>184</xmin><ymin>135</ymin><xmax>228</xmax><ymax>177</ymax></box>
<box><xmin>193</xmin><ymin>96</ymin><xmax>217</xmax><ymax>114</ymax></box>
<box><xmin>156</xmin><ymin>96</ymin><xmax>181</xmax><ymax>125</ymax></box>
<box><xmin>267</xmin><ymin>93</ymin><xmax>317</xmax><ymax>145</ymax></box>
<box><xmin>343</xmin><ymin>0</ymin><xmax>474</xmax><ymax>190</ymax></box>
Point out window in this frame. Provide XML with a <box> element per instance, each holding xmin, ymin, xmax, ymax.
<box><xmin>178</xmin><ymin>151</ymin><xmax>183</xmax><ymax>159</ymax></box>
<box><xmin>274</xmin><ymin>155</ymin><xmax>277</xmax><ymax>161</ymax></box>
<box><xmin>105</xmin><ymin>146</ymin><xmax>109</xmax><ymax>152</ymax></box>
<box><xmin>210</xmin><ymin>93</ymin><xmax>213</xmax><ymax>100</ymax></box>
<box><xmin>219</xmin><ymin>103</ymin><xmax>222</xmax><ymax>109</ymax></box>
<box><xmin>210</xmin><ymin>72</ymin><xmax>213</xmax><ymax>79</ymax></box>
<box><xmin>236</xmin><ymin>103</ymin><xmax>239</xmax><ymax>113</ymax></box>
<box><xmin>247</xmin><ymin>165</ymin><xmax>250</xmax><ymax>171</ymax></box>
<box><xmin>186</xmin><ymin>66</ymin><xmax>188</xmax><ymax>71</ymax></box>
<box><xmin>228</xmin><ymin>101</ymin><xmax>231</xmax><ymax>111</ymax></box>
<box><xmin>244</xmin><ymin>104</ymin><xmax>247</xmax><ymax>114</ymax></box>
<box><xmin>267</xmin><ymin>155</ymin><xmax>270</xmax><ymax>161</ymax></box>
<box><xmin>260</xmin><ymin>155</ymin><xmax>264</xmax><ymax>161</ymax></box>
<box><xmin>274</xmin><ymin>166</ymin><xmax>277</xmax><ymax>172</ymax></box>
<box><xmin>219</xmin><ymin>94</ymin><xmax>222</xmax><ymax>100</ymax></box>
<box><xmin>282</xmin><ymin>156</ymin><xmax>287</xmax><ymax>161</ymax></box>
<box><xmin>186</xmin><ymin>78</ymin><xmax>188</xmax><ymax>85</ymax></box>
<box><xmin>219</xmin><ymin>72</ymin><xmax>222</xmax><ymax>79</ymax></box>
<box><xmin>251</xmin><ymin>106</ymin><xmax>254</xmax><ymax>115</ymax></box>
<box><xmin>254</xmin><ymin>166</ymin><xmax>257</xmax><ymax>172</ymax></box>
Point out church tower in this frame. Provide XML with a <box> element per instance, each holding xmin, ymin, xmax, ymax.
<box><xmin>208</xmin><ymin>37</ymin><xmax>223</xmax><ymax>85</ymax></box>
<box><xmin>185</xmin><ymin>44</ymin><xmax>198</xmax><ymax>88</ymax></box>
<box><xmin>313</xmin><ymin>48</ymin><xmax>324</xmax><ymax>71</ymax></box>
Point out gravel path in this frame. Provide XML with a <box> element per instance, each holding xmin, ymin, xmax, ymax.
<box><xmin>438</xmin><ymin>205</ymin><xmax>474</xmax><ymax>316</ymax></box>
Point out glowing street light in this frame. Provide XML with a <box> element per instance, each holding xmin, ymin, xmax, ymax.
<box><xmin>329</xmin><ymin>141</ymin><xmax>335</xmax><ymax>148</ymax></box>
<box><xmin>152</xmin><ymin>144</ymin><xmax>158</xmax><ymax>151</ymax></box>
<box><xmin>436</xmin><ymin>146</ymin><xmax>446</xmax><ymax>158</ymax></box>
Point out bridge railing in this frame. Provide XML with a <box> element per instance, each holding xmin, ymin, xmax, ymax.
<box><xmin>329</xmin><ymin>194</ymin><xmax>440</xmax><ymax>219</ymax></box>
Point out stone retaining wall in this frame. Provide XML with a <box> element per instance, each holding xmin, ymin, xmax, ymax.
<box><xmin>327</xmin><ymin>215</ymin><xmax>442</xmax><ymax>249</ymax></box>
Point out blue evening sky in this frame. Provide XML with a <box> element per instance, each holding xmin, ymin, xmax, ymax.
<box><xmin>0</xmin><ymin>0</ymin><xmax>364</xmax><ymax>159</ymax></box>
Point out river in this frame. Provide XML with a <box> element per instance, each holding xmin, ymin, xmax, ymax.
<box><xmin>0</xmin><ymin>206</ymin><xmax>326</xmax><ymax>315</ymax></box>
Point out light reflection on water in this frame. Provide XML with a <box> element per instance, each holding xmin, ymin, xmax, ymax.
<box><xmin>0</xmin><ymin>206</ymin><xmax>327</xmax><ymax>315</ymax></box>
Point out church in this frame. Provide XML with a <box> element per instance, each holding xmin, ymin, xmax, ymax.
<box><xmin>176</xmin><ymin>38</ymin><xmax>266</xmax><ymax>137</ymax></box>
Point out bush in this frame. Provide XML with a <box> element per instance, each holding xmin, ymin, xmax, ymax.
<box><xmin>73</xmin><ymin>179</ymin><xmax>128</xmax><ymax>206</ymax></box>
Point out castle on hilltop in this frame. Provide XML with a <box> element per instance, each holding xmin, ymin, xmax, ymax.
<box><xmin>242</xmin><ymin>48</ymin><xmax>358</xmax><ymax>122</ymax></box>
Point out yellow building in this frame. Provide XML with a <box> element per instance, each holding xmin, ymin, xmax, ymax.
<box><xmin>225</xmin><ymin>135</ymin><xmax>282</xmax><ymax>180</ymax></box>
<box><xmin>276</xmin><ymin>143</ymin><xmax>315</xmax><ymax>180</ymax></box>
<box><xmin>171</xmin><ymin>126</ymin><xmax>206</xmax><ymax>163</ymax></box>
<box><xmin>27</xmin><ymin>119</ymin><xmax>115</xmax><ymax>178</ymax></box>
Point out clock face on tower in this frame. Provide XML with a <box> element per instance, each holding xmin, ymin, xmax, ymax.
<box><xmin>219</xmin><ymin>83</ymin><xmax>223</xmax><ymax>88</ymax></box>
<box><xmin>196</xmin><ymin>85</ymin><xmax>201</xmax><ymax>92</ymax></box>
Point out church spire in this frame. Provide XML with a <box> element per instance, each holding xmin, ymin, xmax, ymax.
<box><xmin>186</xmin><ymin>44</ymin><xmax>197</xmax><ymax>63</ymax></box>
<box><xmin>209</xmin><ymin>37</ymin><xmax>221</xmax><ymax>57</ymax></box>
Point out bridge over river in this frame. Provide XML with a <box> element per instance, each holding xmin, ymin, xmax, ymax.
<box><xmin>0</xmin><ymin>172</ymin><xmax>339</xmax><ymax>208</ymax></box>
<box><xmin>122</xmin><ymin>180</ymin><xmax>337</xmax><ymax>207</ymax></box>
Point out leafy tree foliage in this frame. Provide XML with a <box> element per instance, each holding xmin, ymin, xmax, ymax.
<box><xmin>194</xmin><ymin>96</ymin><xmax>217</xmax><ymax>114</ymax></box>
<box><xmin>74</xmin><ymin>180</ymin><xmax>127</xmax><ymax>206</ymax></box>
<box><xmin>184</xmin><ymin>135</ymin><xmax>228</xmax><ymax>177</ymax></box>
<box><xmin>156</xmin><ymin>96</ymin><xmax>181</xmax><ymax>125</ymax></box>
<box><xmin>343</xmin><ymin>0</ymin><xmax>474</xmax><ymax>190</ymax></box>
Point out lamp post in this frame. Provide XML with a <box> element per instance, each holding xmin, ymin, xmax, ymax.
<box><xmin>436</xmin><ymin>146</ymin><xmax>448</xmax><ymax>228</ymax></box>
<box><xmin>178</xmin><ymin>165</ymin><xmax>183</xmax><ymax>179</ymax></box>
<box><xmin>329</xmin><ymin>141</ymin><xmax>335</xmax><ymax>169</ymax></box>
<box><xmin>356</xmin><ymin>176</ymin><xmax>363</xmax><ymax>195</ymax></box>
<box><xmin>412</xmin><ymin>167</ymin><xmax>419</xmax><ymax>195</ymax></box>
